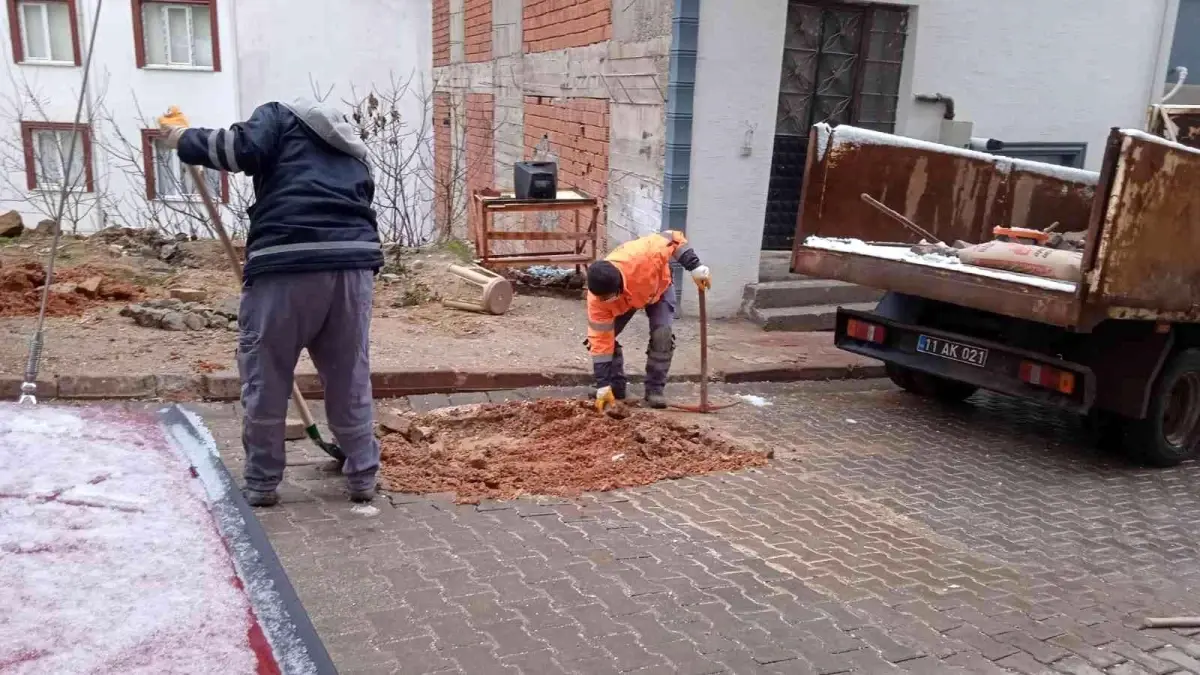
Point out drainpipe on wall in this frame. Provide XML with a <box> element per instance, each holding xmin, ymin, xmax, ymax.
<box><xmin>914</xmin><ymin>93</ymin><xmax>955</xmax><ymax>120</ymax></box>
<box><xmin>662</xmin><ymin>0</ymin><xmax>699</xmax><ymax>313</ymax></box>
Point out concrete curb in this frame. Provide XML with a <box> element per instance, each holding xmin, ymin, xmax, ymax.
<box><xmin>1</xmin><ymin>363</ymin><xmax>886</xmax><ymax>402</ymax></box>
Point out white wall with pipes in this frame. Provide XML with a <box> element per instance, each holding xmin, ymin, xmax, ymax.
<box><xmin>894</xmin><ymin>0</ymin><xmax>1178</xmax><ymax>169</ymax></box>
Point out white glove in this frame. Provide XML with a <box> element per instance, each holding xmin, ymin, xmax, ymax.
<box><xmin>160</xmin><ymin>126</ymin><xmax>186</xmax><ymax>149</ymax></box>
<box><xmin>691</xmin><ymin>265</ymin><xmax>712</xmax><ymax>290</ymax></box>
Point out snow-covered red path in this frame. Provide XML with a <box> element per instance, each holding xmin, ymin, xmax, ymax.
<box><xmin>0</xmin><ymin>404</ymin><xmax>276</xmax><ymax>674</ymax></box>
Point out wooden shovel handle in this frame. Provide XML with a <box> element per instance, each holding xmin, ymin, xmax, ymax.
<box><xmin>186</xmin><ymin>165</ymin><xmax>318</xmax><ymax>429</ymax></box>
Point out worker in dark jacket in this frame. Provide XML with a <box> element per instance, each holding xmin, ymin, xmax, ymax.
<box><xmin>158</xmin><ymin>101</ymin><xmax>384</xmax><ymax>507</ymax></box>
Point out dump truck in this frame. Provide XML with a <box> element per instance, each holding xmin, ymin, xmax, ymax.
<box><xmin>791</xmin><ymin>117</ymin><xmax>1200</xmax><ymax>467</ymax></box>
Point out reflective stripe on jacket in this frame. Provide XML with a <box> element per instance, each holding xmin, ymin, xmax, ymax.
<box><xmin>586</xmin><ymin>230</ymin><xmax>695</xmax><ymax>361</ymax></box>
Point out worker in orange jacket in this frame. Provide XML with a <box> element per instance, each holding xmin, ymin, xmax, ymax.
<box><xmin>586</xmin><ymin>230</ymin><xmax>711</xmax><ymax>411</ymax></box>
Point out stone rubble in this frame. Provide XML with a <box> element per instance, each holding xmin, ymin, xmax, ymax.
<box><xmin>169</xmin><ymin>288</ymin><xmax>208</xmax><ymax>303</ymax></box>
<box><xmin>90</xmin><ymin>226</ymin><xmax>193</xmax><ymax>265</ymax></box>
<box><xmin>0</xmin><ymin>210</ymin><xmax>23</xmax><ymax>238</ymax></box>
<box><xmin>120</xmin><ymin>297</ymin><xmax>239</xmax><ymax>332</ymax></box>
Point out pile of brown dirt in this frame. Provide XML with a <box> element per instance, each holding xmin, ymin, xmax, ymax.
<box><xmin>0</xmin><ymin>263</ymin><xmax>144</xmax><ymax>318</ymax></box>
<box><xmin>379</xmin><ymin>399</ymin><xmax>770</xmax><ymax>504</ymax></box>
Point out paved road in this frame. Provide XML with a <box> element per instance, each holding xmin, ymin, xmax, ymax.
<box><xmin>194</xmin><ymin>380</ymin><xmax>1200</xmax><ymax>674</ymax></box>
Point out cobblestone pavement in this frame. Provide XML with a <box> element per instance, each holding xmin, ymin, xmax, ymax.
<box><xmin>190</xmin><ymin>380</ymin><xmax>1200</xmax><ymax>675</ymax></box>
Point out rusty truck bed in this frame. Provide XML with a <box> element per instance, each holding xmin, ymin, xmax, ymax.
<box><xmin>793</xmin><ymin>246</ymin><xmax>1080</xmax><ymax>327</ymax></box>
<box><xmin>791</xmin><ymin>124</ymin><xmax>1200</xmax><ymax>331</ymax></box>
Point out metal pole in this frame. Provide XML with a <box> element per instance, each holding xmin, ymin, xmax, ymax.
<box><xmin>19</xmin><ymin>0</ymin><xmax>106</xmax><ymax>404</ymax></box>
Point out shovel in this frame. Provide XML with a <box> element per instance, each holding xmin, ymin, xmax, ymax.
<box><xmin>669</xmin><ymin>287</ymin><xmax>738</xmax><ymax>414</ymax></box>
<box><xmin>186</xmin><ymin>164</ymin><xmax>346</xmax><ymax>464</ymax></box>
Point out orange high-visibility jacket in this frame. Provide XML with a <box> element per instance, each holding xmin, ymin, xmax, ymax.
<box><xmin>586</xmin><ymin>230</ymin><xmax>693</xmax><ymax>363</ymax></box>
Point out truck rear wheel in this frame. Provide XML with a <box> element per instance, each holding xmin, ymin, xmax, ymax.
<box><xmin>1120</xmin><ymin>349</ymin><xmax>1200</xmax><ymax>468</ymax></box>
<box><xmin>886</xmin><ymin>363</ymin><xmax>978</xmax><ymax>403</ymax></box>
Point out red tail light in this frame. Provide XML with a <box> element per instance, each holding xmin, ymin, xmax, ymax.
<box><xmin>1019</xmin><ymin>361</ymin><xmax>1076</xmax><ymax>395</ymax></box>
<box><xmin>846</xmin><ymin>319</ymin><xmax>887</xmax><ymax>344</ymax></box>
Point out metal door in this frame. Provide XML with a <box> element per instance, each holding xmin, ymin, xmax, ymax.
<box><xmin>762</xmin><ymin>2</ymin><xmax>909</xmax><ymax>251</ymax></box>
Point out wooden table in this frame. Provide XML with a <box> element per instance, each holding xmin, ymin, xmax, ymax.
<box><xmin>472</xmin><ymin>189</ymin><xmax>601</xmax><ymax>268</ymax></box>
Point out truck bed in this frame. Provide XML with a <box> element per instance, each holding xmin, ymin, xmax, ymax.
<box><xmin>791</xmin><ymin>123</ymin><xmax>1200</xmax><ymax>330</ymax></box>
<box><xmin>794</xmin><ymin>242</ymin><xmax>1079</xmax><ymax>327</ymax></box>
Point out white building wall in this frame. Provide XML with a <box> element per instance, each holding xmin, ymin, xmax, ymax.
<box><xmin>0</xmin><ymin>0</ymin><xmax>431</xmax><ymax>236</ymax></box>
<box><xmin>688</xmin><ymin>0</ymin><xmax>1179</xmax><ymax>318</ymax></box>
<box><xmin>231</xmin><ymin>0</ymin><xmax>431</xmax><ymax>122</ymax></box>
<box><xmin>0</xmin><ymin>0</ymin><xmax>240</xmax><ymax>234</ymax></box>
<box><xmin>895</xmin><ymin>0</ymin><xmax>1177</xmax><ymax>168</ymax></box>
<box><xmin>684</xmin><ymin>0</ymin><xmax>786</xmax><ymax>318</ymax></box>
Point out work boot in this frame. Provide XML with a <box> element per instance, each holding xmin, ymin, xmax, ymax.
<box><xmin>244</xmin><ymin>489</ymin><xmax>279</xmax><ymax>507</ymax></box>
<box><xmin>349</xmin><ymin>486</ymin><xmax>376</xmax><ymax>503</ymax></box>
<box><xmin>645</xmin><ymin>391</ymin><xmax>668</xmax><ymax>409</ymax></box>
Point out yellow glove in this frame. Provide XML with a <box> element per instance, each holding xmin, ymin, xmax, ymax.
<box><xmin>595</xmin><ymin>386</ymin><xmax>615</xmax><ymax>413</ymax></box>
<box><xmin>157</xmin><ymin>106</ymin><xmax>190</xmax><ymax>149</ymax></box>
<box><xmin>691</xmin><ymin>265</ymin><xmax>712</xmax><ymax>290</ymax></box>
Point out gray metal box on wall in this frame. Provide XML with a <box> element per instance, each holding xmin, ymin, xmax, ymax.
<box><xmin>939</xmin><ymin>119</ymin><xmax>975</xmax><ymax>148</ymax></box>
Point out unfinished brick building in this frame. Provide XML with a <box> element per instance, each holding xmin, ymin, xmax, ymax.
<box><xmin>432</xmin><ymin>0</ymin><xmax>673</xmax><ymax>254</ymax></box>
<box><xmin>431</xmin><ymin>0</ymin><xmax>1192</xmax><ymax>323</ymax></box>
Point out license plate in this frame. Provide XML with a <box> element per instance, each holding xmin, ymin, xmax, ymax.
<box><xmin>916</xmin><ymin>335</ymin><xmax>989</xmax><ymax>368</ymax></box>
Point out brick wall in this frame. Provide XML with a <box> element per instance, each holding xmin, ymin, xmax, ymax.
<box><xmin>433</xmin><ymin>93</ymin><xmax>452</xmax><ymax>237</ymax></box>
<box><xmin>524</xmin><ymin>96</ymin><xmax>610</xmax><ymax>251</ymax></box>
<box><xmin>432</xmin><ymin>0</ymin><xmax>451</xmax><ymax>66</ymax></box>
<box><xmin>433</xmin><ymin>0</ymin><xmax>450</xmax><ymax>67</ymax></box>
<box><xmin>464</xmin><ymin>0</ymin><xmax>492</xmax><ymax>62</ymax></box>
<box><xmin>523</xmin><ymin>0</ymin><xmax>612</xmax><ymax>53</ymax></box>
<box><xmin>464</xmin><ymin>93</ymin><xmax>495</xmax><ymax>241</ymax></box>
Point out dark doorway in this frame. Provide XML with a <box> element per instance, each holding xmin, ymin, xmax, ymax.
<box><xmin>762</xmin><ymin>2</ymin><xmax>910</xmax><ymax>251</ymax></box>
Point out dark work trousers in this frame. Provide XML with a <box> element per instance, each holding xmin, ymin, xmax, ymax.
<box><xmin>611</xmin><ymin>284</ymin><xmax>676</xmax><ymax>395</ymax></box>
<box><xmin>237</xmin><ymin>269</ymin><xmax>379</xmax><ymax>493</ymax></box>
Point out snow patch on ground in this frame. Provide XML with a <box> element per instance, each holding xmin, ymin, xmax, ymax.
<box><xmin>0</xmin><ymin>404</ymin><xmax>260</xmax><ymax>674</ymax></box>
<box><xmin>738</xmin><ymin>395</ymin><xmax>773</xmax><ymax>408</ymax></box>
<box><xmin>802</xmin><ymin>236</ymin><xmax>1078</xmax><ymax>293</ymax></box>
<box><xmin>351</xmin><ymin>504</ymin><xmax>380</xmax><ymax>517</ymax></box>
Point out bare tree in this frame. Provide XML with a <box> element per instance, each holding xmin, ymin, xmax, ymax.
<box><xmin>343</xmin><ymin>73</ymin><xmax>436</xmax><ymax>247</ymax></box>
<box><xmin>342</xmin><ymin>72</ymin><xmax>510</xmax><ymax>249</ymax></box>
<box><xmin>0</xmin><ymin>70</ymin><xmax>107</xmax><ymax>234</ymax></box>
<box><xmin>0</xmin><ymin>65</ymin><xmax>505</xmax><ymax>250</ymax></box>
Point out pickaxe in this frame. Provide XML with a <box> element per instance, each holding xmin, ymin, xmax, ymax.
<box><xmin>669</xmin><ymin>287</ymin><xmax>738</xmax><ymax>414</ymax></box>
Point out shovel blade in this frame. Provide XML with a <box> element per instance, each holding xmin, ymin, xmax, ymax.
<box><xmin>667</xmin><ymin>401</ymin><xmax>740</xmax><ymax>414</ymax></box>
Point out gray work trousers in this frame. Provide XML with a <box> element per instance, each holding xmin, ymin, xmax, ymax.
<box><xmin>612</xmin><ymin>284</ymin><xmax>676</xmax><ymax>394</ymax></box>
<box><xmin>238</xmin><ymin>269</ymin><xmax>379</xmax><ymax>493</ymax></box>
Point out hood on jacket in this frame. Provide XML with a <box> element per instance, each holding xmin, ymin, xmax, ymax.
<box><xmin>280</xmin><ymin>97</ymin><xmax>369</xmax><ymax>164</ymax></box>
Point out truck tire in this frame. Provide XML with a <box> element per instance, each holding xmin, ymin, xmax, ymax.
<box><xmin>1120</xmin><ymin>349</ymin><xmax>1200</xmax><ymax>468</ymax></box>
<box><xmin>886</xmin><ymin>363</ymin><xmax>978</xmax><ymax>403</ymax></box>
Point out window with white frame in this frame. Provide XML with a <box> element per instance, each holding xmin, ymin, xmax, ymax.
<box><xmin>151</xmin><ymin>137</ymin><xmax>219</xmax><ymax>199</ymax></box>
<box><xmin>140</xmin><ymin>2</ymin><xmax>214</xmax><ymax>68</ymax></box>
<box><xmin>31</xmin><ymin>129</ymin><xmax>86</xmax><ymax>190</ymax></box>
<box><xmin>15</xmin><ymin>1</ymin><xmax>75</xmax><ymax>63</ymax></box>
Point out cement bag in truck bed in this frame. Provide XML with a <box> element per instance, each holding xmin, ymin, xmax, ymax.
<box><xmin>957</xmin><ymin>241</ymin><xmax>1083</xmax><ymax>282</ymax></box>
